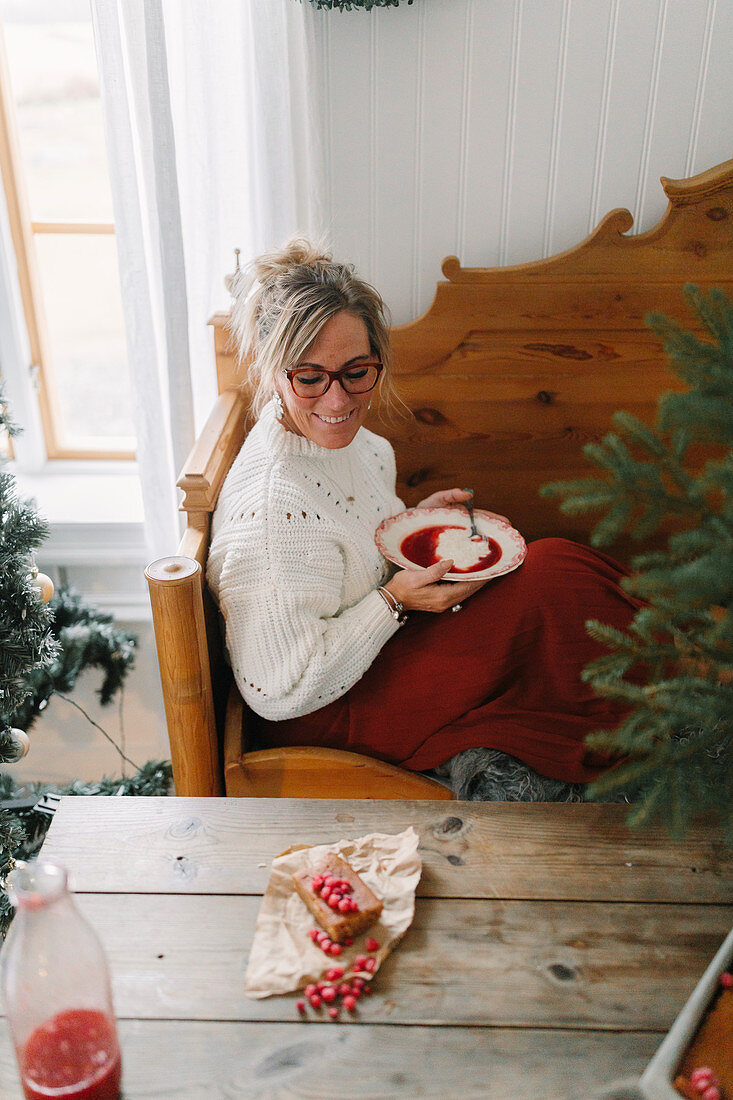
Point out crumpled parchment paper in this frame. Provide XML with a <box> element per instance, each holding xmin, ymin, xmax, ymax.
<box><xmin>244</xmin><ymin>827</ymin><xmax>421</xmax><ymax>998</ymax></box>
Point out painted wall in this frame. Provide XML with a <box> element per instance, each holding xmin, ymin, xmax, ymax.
<box><xmin>312</xmin><ymin>0</ymin><xmax>733</xmax><ymax>324</ymax></box>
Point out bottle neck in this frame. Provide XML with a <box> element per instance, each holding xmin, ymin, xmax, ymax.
<box><xmin>6</xmin><ymin>862</ymin><xmax>71</xmax><ymax>912</ymax></box>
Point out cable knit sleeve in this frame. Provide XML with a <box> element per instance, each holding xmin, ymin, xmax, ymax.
<box><xmin>211</xmin><ymin>470</ymin><xmax>402</xmax><ymax>721</ymax></box>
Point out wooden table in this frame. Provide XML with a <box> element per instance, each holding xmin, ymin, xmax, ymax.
<box><xmin>0</xmin><ymin>798</ymin><xmax>731</xmax><ymax>1099</ymax></box>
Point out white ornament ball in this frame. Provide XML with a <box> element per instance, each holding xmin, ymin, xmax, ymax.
<box><xmin>32</xmin><ymin>572</ymin><xmax>54</xmax><ymax>604</ymax></box>
<box><xmin>5</xmin><ymin>728</ymin><xmax>30</xmax><ymax>762</ymax></box>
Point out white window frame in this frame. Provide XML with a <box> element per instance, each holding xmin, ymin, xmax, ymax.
<box><xmin>0</xmin><ymin>16</ymin><xmax>135</xmax><ymax>464</ymax></box>
<box><xmin>0</xmin><ymin>26</ymin><xmax>148</xmax><ymax>619</ymax></box>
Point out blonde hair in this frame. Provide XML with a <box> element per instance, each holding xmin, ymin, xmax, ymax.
<box><xmin>227</xmin><ymin>237</ymin><xmax>398</xmax><ymax>417</ymax></box>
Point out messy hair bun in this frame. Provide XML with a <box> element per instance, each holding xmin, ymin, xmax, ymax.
<box><xmin>226</xmin><ymin>237</ymin><xmax>394</xmax><ymax>418</ymax></box>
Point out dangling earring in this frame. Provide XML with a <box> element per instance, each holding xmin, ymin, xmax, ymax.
<box><xmin>273</xmin><ymin>390</ymin><xmax>285</xmax><ymax>421</ymax></box>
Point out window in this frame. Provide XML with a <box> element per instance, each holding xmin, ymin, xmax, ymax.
<box><xmin>0</xmin><ymin>0</ymin><xmax>135</xmax><ymax>460</ymax></box>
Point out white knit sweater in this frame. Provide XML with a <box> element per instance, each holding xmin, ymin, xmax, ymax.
<box><xmin>207</xmin><ymin>400</ymin><xmax>406</xmax><ymax>720</ymax></box>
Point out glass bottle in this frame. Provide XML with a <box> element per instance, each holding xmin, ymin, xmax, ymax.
<box><xmin>1</xmin><ymin>861</ymin><xmax>122</xmax><ymax>1100</ymax></box>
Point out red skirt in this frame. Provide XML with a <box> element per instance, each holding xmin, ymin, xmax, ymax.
<box><xmin>253</xmin><ymin>538</ymin><xmax>644</xmax><ymax>784</ymax></box>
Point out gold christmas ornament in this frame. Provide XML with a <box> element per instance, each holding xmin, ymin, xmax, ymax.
<box><xmin>31</xmin><ymin>571</ymin><xmax>54</xmax><ymax>604</ymax></box>
<box><xmin>5</xmin><ymin>728</ymin><xmax>30</xmax><ymax>762</ymax></box>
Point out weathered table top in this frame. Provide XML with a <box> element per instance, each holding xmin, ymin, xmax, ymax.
<box><xmin>0</xmin><ymin>797</ymin><xmax>730</xmax><ymax>1099</ymax></box>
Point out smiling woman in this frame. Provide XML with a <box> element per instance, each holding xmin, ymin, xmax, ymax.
<box><xmin>206</xmin><ymin>237</ymin><xmax>645</xmax><ymax>801</ymax></box>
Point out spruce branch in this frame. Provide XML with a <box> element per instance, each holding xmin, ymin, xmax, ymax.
<box><xmin>543</xmin><ymin>286</ymin><xmax>733</xmax><ymax>838</ymax></box>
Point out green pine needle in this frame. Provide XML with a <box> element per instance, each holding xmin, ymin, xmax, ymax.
<box><xmin>543</xmin><ymin>286</ymin><xmax>733</xmax><ymax>839</ymax></box>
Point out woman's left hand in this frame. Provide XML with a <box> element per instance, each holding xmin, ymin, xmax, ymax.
<box><xmin>417</xmin><ymin>487</ymin><xmax>473</xmax><ymax>510</ymax></box>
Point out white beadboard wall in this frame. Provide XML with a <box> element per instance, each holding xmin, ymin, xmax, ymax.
<box><xmin>311</xmin><ymin>0</ymin><xmax>733</xmax><ymax>325</ymax></box>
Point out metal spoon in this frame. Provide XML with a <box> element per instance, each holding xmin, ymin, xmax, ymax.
<box><xmin>462</xmin><ymin>489</ymin><xmax>486</xmax><ymax>542</ymax></box>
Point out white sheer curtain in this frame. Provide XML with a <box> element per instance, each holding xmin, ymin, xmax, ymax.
<box><xmin>91</xmin><ymin>0</ymin><xmax>323</xmax><ymax>559</ymax></box>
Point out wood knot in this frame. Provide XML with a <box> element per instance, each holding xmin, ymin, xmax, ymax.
<box><xmin>684</xmin><ymin>240</ymin><xmax>707</xmax><ymax>258</ymax></box>
<box><xmin>437</xmin><ymin>816</ymin><xmax>464</xmax><ymax>834</ymax></box>
<box><xmin>446</xmin><ymin>854</ymin><xmax>464</xmax><ymax>865</ymax></box>
<box><xmin>167</xmin><ymin>816</ymin><xmax>204</xmax><ymax>839</ymax></box>
<box><xmin>172</xmin><ymin>855</ymin><xmax>197</xmax><ymax>881</ymax></box>
<box><xmin>414</xmin><ymin>407</ymin><xmax>448</xmax><ymax>426</ymax></box>
<box><xmin>706</xmin><ymin>206</ymin><xmax>728</xmax><ymax>221</ymax></box>
<box><xmin>525</xmin><ymin>343</ymin><xmax>592</xmax><ymax>361</ymax></box>
<box><xmin>407</xmin><ymin>468</ymin><xmax>432</xmax><ymax>488</ymax></box>
<box><xmin>536</xmin><ymin>390</ymin><xmax>554</xmax><ymax>405</ymax></box>
<box><xmin>548</xmin><ymin>963</ymin><xmax>577</xmax><ymax>982</ymax></box>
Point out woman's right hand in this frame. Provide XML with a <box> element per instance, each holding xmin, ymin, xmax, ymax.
<box><xmin>383</xmin><ymin>561</ymin><xmax>488</xmax><ymax>613</ymax></box>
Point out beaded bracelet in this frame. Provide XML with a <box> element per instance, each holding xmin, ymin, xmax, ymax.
<box><xmin>377</xmin><ymin>585</ymin><xmax>408</xmax><ymax>624</ymax></box>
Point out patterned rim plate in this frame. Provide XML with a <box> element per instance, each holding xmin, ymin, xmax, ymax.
<box><xmin>375</xmin><ymin>507</ymin><xmax>527</xmax><ymax>583</ymax></box>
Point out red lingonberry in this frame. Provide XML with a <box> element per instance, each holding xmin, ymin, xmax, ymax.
<box><xmin>338</xmin><ymin>899</ymin><xmax>351</xmax><ymax>913</ymax></box>
<box><xmin>343</xmin><ymin>936</ymin><xmax>354</xmax><ymax>946</ymax></box>
<box><xmin>329</xmin><ymin>943</ymin><xmax>342</xmax><ymax>956</ymax></box>
<box><xmin>365</xmin><ymin>937</ymin><xmax>380</xmax><ymax>952</ymax></box>
<box><xmin>296</xmin><ymin>1000</ymin><xmax>306</xmax><ymax>1014</ymax></box>
<box><xmin>309</xmin><ymin>994</ymin><xmax>322</xmax><ymax>1008</ymax></box>
<box><xmin>354</xmin><ymin>955</ymin><xmax>368</xmax><ymax>970</ymax></box>
<box><xmin>326</xmin><ymin>967</ymin><xmax>344</xmax><ymax>980</ymax></box>
<box><xmin>304</xmin><ymin>984</ymin><xmax>317</xmax><ymax>997</ymax></box>
<box><xmin>328</xmin><ymin>1006</ymin><xmax>339</xmax><ymax>1019</ymax></box>
<box><xmin>321</xmin><ymin>938</ymin><xmax>332</xmax><ymax>951</ymax></box>
<box><xmin>362</xmin><ymin>984</ymin><xmax>372</xmax><ymax>995</ymax></box>
<box><xmin>702</xmin><ymin>1087</ymin><xmax>721</xmax><ymax>1100</ymax></box>
<box><xmin>343</xmin><ymin>995</ymin><xmax>357</xmax><ymax>1011</ymax></box>
<box><xmin>309</xmin><ymin>928</ymin><xmax>320</xmax><ymax>942</ymax></box>
<box><xmin>364</xmin><ymin>957</ymin><xmax>377</xmax><ymax>973</ymax></box>
<box><xmin>311</xmin><ymin>874</ymin><xmax>324</xmax><ymax>891</ymax></box>
<box><xmin>691</xmin><ymin>1068</ymin><xmax>715</xmax><ymax>1089</ymax></box>
<box><xmin>338</xmin><ymin>983</ymin><xmax>351</xmax><ymax>997</ymax></box>
<box><xmin>322</xmin><ymin>986</ymin><xmax>337</xmax><ymax>1003</ymax></box>
<box><xmin>720</xmin><ymin>971</ymin><xmax>733</xmax><ymax>988</ymax></box>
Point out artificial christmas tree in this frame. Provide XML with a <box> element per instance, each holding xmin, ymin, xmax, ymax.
<box><xmin>542</xmin><ymin>286</ymin><xmax>732</xmax><ymax>839</ymax></box>
<box><xmin>0</xmin><ymin>385</ymin><xmax>171</xmax><ymax>933</ymax></box>
<box><xmin>0</xmin><ymin>385</ymin><xmax>57</xmax><ymax>766</ymax></box>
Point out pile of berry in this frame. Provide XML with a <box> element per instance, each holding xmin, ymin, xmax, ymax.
<box><xmin>687</xmin><ymin>1067</ymin><xmax>722</xmax><ymax>1100</ymax></box>
<box><xmin>297</xmin><ymin>938</ymin><xmax>381</xmax><ymax>1019</ymax></box>
<box><xmin>310</xmin><ymin>872</ymin><xmax>360</xmax><ymax>914</ymax></box>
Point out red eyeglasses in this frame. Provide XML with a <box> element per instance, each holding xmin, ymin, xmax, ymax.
<box><xmin>282</xmin><ymin>361</ymin><xmax>382</xmax><ymax>398</ymax></box>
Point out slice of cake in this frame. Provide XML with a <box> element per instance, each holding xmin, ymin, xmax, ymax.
<box><xmin>292</xmin><ymin>854</ymin><xmax>383</xmax><ymax>944</ymax></box>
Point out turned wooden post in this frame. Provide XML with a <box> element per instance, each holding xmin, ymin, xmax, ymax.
<box><xmin>145</xmin><ymin>555</ymin><xmax>223</xmax><ymax>796</ymax></box>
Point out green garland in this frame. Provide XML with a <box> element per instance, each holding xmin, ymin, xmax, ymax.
<box><xmin>0</xmin><ymin>762</ymin><xmax>173</xmax><ymax>934</ymax></box>
<box><xmin>11</xmin><ymin>587</ymin><xmax>137</xmax><ymax>732</ymax></box>
<box><xmin>299</xmin><ymin>0</ymin><xmax>413</xmax><ymax>11</ymax></box>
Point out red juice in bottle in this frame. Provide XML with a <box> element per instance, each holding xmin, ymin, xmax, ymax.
<box><xmin>2</xmin><ymin>863</ymin><xmax>123</xmax><ymax>1100</ymax></box>
<box><xmin>20</xmin><ymin>1008</ymin><xmax>122</xmax><ymax>1100</ymax></box>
